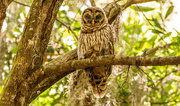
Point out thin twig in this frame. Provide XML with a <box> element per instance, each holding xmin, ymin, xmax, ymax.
<box><xmin>120</xmin><ymin>0</ymin><xmax>133</xmax><ymax>11</ymax></box>
<box><xmin>63</xmin><ymin>77</ymin><xmax>65</xmax><ymax>105</ymax></box>
<box><xmin>140</xmin><ymin>42</ymin><xmax>176</xmax><ymax>88</ymax></box>
<box><xmin>135</xmin><ymin>4</ymin><xmax>167</xmax><ymax>43</ymax></box>
<box><xmin>121</xmin><ymin>0</ymin><xmax>156</xmax><ymax>10</ymax></box>
<box><xmin>135</xmin><ymin>4</ymin><xmax>153</xmax><ymax>26</ymax></box>
<box><xmin>56</xmin><ymin>18</ymin><xmax>78</xmax><ymax>40</ymax></box>
<box><xmin>89</xmin><ymin>0</ymin><xmax>96</xmax><ymax>7</ymax></box>
<box><xmin>136</xmin><ymin>66</ymin><xmax>156</xmax><ymax>87</ymax></box>
<box><xmin>122</xmin><ymin>65</ymin><xmax>130</xmax><ymax>86</ymax></box>
<box><xmin>72</xmin><ymin>1</ymin><xmax>85</xmax><ymax>23</ymax></box>
<box><xmin>13</xmin><ymin>0</ymin><xmax>31</xmax><ymax>7</ymax></box>
<box><xmin>159</xmin><ymin>70</ymin><xmax>178</xmax><ymax>82</ymax></box>
<box><xmin>151</xmin><ymin>100</ymin><xmax>180</xmax><ymax>105</ymax></box>
<box><xmin>13</xmin><ymin>0</ymin><xmax>79</xmax><ymax>40</ymax></box>
<box><xmin>141</xmin><ymin>42</ymin><xmax>176</xmax><ymax>56</ymax></box>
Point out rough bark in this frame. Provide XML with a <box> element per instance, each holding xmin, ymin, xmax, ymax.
<box><xmin>0</xmin><ymin>0</ymin><xmax>162</xmax><ymax>105</ymax></box>
<box><xmin>0</xmin><ymin>0</ymin><xmax>64</xmax><ymax>105</ymax></box>
<box><xmin>0</xmin><ymin>4</ymin><xmax>6</xmax><ymax>32</ymax></box>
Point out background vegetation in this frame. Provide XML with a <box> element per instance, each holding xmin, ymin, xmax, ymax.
<box><xmin>0</xmin><ymin>0</ymin><xmax>180</xmax><ymax>105</ymax></box>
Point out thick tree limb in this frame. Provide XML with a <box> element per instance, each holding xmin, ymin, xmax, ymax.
<box><xmin>28</xmin><ymin>49</ymin><xmax>77</xmax><ymax>102</ymax></box>
<box><xmin>27</xmin><ymin>48</ymin><xmax>180</xmax><ymax>102</ymax></box>
<box><xmin>50</xmin><ymin>55</ymin><xmax>180</xmax><ymax>69</ymax></box>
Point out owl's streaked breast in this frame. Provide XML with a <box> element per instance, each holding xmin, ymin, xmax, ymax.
<box><xmin>78</xmin><ymin>25</ymin><xmax>113</xmax><ymax>58</ymax></box>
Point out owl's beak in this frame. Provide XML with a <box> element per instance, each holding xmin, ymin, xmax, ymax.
<box><xmin>92</xmin><ymin>19</ymin><xmax>94</xmax><ymax>26</ymax></box>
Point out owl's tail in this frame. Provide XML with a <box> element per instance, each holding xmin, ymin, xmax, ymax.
<box><xmin>92</xmin><ymin>77</ymin><xmax>108</xmax><ymax>98</ymax></box>
<box><xmin>88</xmin><ymin>65</ymin><xmax>112</xmax><ymax>98</ymax></box>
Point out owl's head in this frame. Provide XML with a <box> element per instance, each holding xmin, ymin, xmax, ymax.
<box><xmin>81</xmin><ymin>7</ymin><xmax>108</xmax><ymax>28</ymax></box>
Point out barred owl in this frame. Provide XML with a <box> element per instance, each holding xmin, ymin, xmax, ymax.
<box><xmin>78</xmin><ymin>7</ymin><xmax>115</xmax><ymax>98</ymax></box>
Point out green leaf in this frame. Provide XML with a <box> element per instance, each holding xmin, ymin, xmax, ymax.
<box><xmin>130</xmin><ymin>6</ymin><xmax>155</xmax><ymax>12</ymax></box>
<box><xmin>14</xmin><ymin>27</ymin><xmax>21</xmax><ymax>32</ymax></box>
<box><xmin>149</xmin><ymin>35</ymin><xmax>158</xmax><ymax>47</ymax></box>
<box><xmin>151</xmin><ymin>18</ymin><xmax>165</xmax><ymax>31</ymax></box>
<box><xmin>174</xmin><ymin>29</ymin><xmax>180</xmax><ymax>35</ymax></box>
<box><xmin>8</xmin><ymin>43</ymin><xmax>18</xmax><ymax>53</ymax></box>
<box><xmin>158</xmin><ymin>32</ymin><xmax>172</xmax><ymax>41</ymax></box>
<box><xmin>73</xmin><ymin>27</ymin><xmax>81</xmax><ymax>31</ymax></box>
<box><xmin>171</xmin><ymin>32</ymin><xmax>180</xmax><ymax>43</ymax></box>
<box><xmin>152</xmin><ymin>29</ymin><xmax>164</xmax><ymax>34</ymax></box>
<box><xmin>165</xmin><ymin>5</ymin><xmax>174</xmax><ymax>19</ymax></box>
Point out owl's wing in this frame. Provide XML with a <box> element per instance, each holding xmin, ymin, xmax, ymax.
<box><xmin>109</xmin><ymin>25</ymin><xmax>116</xmax><ymax>47</ymax></box>
<box><xmin>78</xmin><ymin>31</ymin><xmax>86</xmax><ymax>60</ymax></box>
<box><xmin>88</xmin><ymin>26</ymin><xmax>115</xmax><ymax>98</ymax></box>
<box><xmin>77</xmin><ymin>48</ymin><xmax>84</xmax><ymax>60</ymax></box>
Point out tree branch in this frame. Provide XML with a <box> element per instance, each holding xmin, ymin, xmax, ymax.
<box><xmin>142</xmin><ymin>42</ymin><xmax>177</xmax><ymax>56</ymax></box>
<box><xmin>49</xmin><ymin>55</ymin><xmax>180</xmax><ymax>69</ymax></box>
<box><xmin>0</xmin><ymin>0</ymin><xmax>13</xmax><ymax>34</ymax></box>
<box><xmin>28</xmin><ymin>48</ymin><xmax>180</xmax><ymax>101</ymax></box>
<box><xmin>151</xmin><ymin>100</ymin><xmax>180</xmax><ymax>105</ymax></box>
<box><xmin>136</xmin><ymin>66</ymin><xmax>155</xmax><ymax>87</ymax></box>
<box><xmin>12</xmin><ymin>1</ymin><xmax>79</xmax><ymax>41</ymax></box>
<box><xmin>56</xmin><ymin>18</ymin><xmax>78</xmax><ymax>40</ymax></box>
<box><xmin>121</xmin><ymin>0</ymin><xmax>157</xmax><ymax>10</ymax></box>
<box><xmin>13</xmin><ymin>0</ymin><xmax>30</xmax><ymax>7</ymax></box>
<box><xmin>28</xmin><ymin>49</ymin><xmax>77</xmax><ymax>102</ymax></box>
<box><xmin>89</xmin><ymin>0</ymin><xmax>96</xmax><ymax>7</ymax></box>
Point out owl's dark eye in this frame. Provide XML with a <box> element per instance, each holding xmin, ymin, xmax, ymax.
<box><xmin>96</xmin><ymin>15</ymin><xmax>101</xmax><ymax>19</ymax></box>
<box><xmin>86</xmin><ymin>14</ymin><xmax>91</xmax><ymax>19</ymax></box>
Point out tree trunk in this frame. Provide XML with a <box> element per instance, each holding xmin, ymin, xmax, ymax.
<box><xmin>0</xmin><ymin>0</ymin><xmax>64</xmax><ymax>105</ymax></box>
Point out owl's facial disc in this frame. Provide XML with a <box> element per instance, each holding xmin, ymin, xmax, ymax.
<box><xmin>82</xmin><ymin>8</ymin><xmax>105</xmax><ymax>27</ymax></box>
